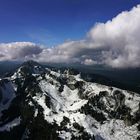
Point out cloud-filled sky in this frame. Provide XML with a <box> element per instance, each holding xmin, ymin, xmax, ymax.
<box><xmin>0</xmin><ymin>1</ymin><xmax>140</xmax><ymax>68</ymax></box>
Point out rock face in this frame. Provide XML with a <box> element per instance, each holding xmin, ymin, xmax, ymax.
<box><xmin>0</xmin><ymin>61</ymin><xmax>140</xmax><ymax>140</ymax></box>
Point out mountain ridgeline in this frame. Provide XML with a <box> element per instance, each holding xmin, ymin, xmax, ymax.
<box><xmin>0</xmin><ymin>61</ymin><xmax>140</xmax><ymax>140</ymax></box>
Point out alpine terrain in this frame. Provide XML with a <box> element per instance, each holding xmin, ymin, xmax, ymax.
<box><xmin>0</xmin><ymin>61</ymin><xmax>140</xmax><ymax>140</ymax></box>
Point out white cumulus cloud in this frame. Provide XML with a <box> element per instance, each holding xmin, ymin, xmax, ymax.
<box><xmin>88</xmin><ymin>5</ymin><xmax>140</xmax><ymax>68</ymax></box>
<box><xmin>0</xmin><ymin>42</ymin><xmax>42</xmax><ymax>61</ymax></box>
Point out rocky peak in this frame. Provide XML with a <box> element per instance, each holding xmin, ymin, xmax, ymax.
<box><xmin>11</xmin><ymin>60</ymin><xmax>47</xmax><ymax>79</ymax></box>
<box><xmin>21</xmin><ymin>60</ymin><xmax>41</xmax><ymax>68</ymax></box>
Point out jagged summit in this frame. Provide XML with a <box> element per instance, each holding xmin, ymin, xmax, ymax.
<box><xmin>21</xmin><ymin>60</ymin><xmax>41</xmax><ymax>67</ymax></box>
<box><xmin>0</xmin><ymin>61</ymin><xmax>140</xmax><ymax>140</ymax></box>
<box><xmin>12</xmin><ymin>60</ymin><xmax>46</xmax><ymax>78</ymax></box>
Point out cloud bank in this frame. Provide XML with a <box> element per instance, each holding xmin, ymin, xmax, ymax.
<box><xmin>0</xmin><ymin>42</ymin><xmax>42</xmax><ymax>61</ymax></box>
<box><xmin>1</xmin><ymin>5</ymin><xmax>140</xmax><ymax>68</ymax></box>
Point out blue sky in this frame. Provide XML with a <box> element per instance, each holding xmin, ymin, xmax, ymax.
<box><xmin>0</xmin><ymin>0</ymin><xmax>139</xmax><ymax>47</ymax></box>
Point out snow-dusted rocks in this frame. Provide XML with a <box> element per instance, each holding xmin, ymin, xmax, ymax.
<box><xmin>0</xmin><ymin>61</ymin><xmax>140</xmax><ymax>140</ymax></box>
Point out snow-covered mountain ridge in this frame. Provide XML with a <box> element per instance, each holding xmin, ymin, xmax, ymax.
<box><xmin>0</xmin><ymin>61</ymin><xmax>140</xmax><ymax>140</ymax></box>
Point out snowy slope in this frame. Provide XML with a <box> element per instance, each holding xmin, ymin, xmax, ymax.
<box><xmin>0</xmin><ymin>61</ymin><xmax>140</xmax><ymax>140</ymax></box>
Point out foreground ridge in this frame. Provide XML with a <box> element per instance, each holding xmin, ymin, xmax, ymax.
<box><xmin>0</xmin><ymin>61</ymin><xmax>140</xmax><ymax>140</ymax></box>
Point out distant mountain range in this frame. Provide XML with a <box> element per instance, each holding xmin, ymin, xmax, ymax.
<box><xmin>0</xmin><ymin>60</ymin><xmax>140</xmax><ymax>140</ymax></box>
